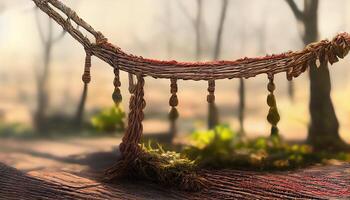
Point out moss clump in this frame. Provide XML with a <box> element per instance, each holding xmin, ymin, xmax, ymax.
<box><xmin>129</xmin><ymin>142</ymin><xmax>207</xmax><ymax>191</ymax></box>
<box><xmin>184</xmin><ymin>125</ymin><xmax>350</xmax><ymax>170</ymax></box>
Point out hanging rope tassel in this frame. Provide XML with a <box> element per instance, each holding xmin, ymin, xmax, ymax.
<box><xmin>119</xmin><ymin>74</ymin><xmax>145</xmax><ymax>156</ymax></box>
<box><xmin>169</xmin><ymin>79</ymin><xmax>179</xmax><ymax>140</ymax></box>
<box><xmin>75</xmin><ymin>50</ymin><xmax>92</xmax><ymax>125</ymax></box>
<box><xmin>105</xmin><ymin>74</ymin><xmax>145</xmax><ymax>179</ymax></box>
<box><xmin>112</xmin><ymin>68</ymin><xmax>122</xmax><ymax>106</ymax></box>
<box><xmin>266</xmin><ymin>75</ymin><xmax>280</xmax><ymax>137</ymax></box>
<box><xmin>82</xmin><ymin>50</ymin><xmax>92</xmax><ymax>85</ymax></box>
<box><xmin>207</xmin><ymin>80</ymin><xmax>218</xmax><ymax>129</ymax></box>
<box><xmin>128</xmin><ymin>72</ymin><xmax>135</xmax><ymax>94</ymax></box>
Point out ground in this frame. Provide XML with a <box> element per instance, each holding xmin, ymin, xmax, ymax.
<box><xmin>1</xmin><ymin>137</ymin><xmax>350</xmax><ymax>199</ymax></box>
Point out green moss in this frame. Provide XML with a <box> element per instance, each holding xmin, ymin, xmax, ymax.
<box><xmin>129</xmin><ymin>142</ymin><xmax>207</xmax><ymax>191</ymax></box>
<box><xmin>184</xmin><ymin>125</ymin><xmax>350</xmax><ymax>170</ymax></box>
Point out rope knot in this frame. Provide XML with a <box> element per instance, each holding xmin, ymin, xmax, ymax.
<box><xmin>112</xmin><ymin>68</ymin><xmax>122</xmax><ymax>105</ymax></box>
<box><xmin>82</xmin><ymin>50</ymin><xmax>92</xmax><ymax>84</ymax></box>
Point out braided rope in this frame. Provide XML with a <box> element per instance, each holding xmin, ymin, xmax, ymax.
<box><xmin>266</xmin><ymin>76</ymin><xmax>280</xmax><ymax>137</ymax></box>
<box><xmin>128</xmin><ymin>73</ymin><xmax>135</xmax><ymax>94</ymax></box>
<box><xmin>112</xmin><ymin>68</ymin><xmax>122</xmax><ymax>105</ymax></box>
<box><xmin>207</xmin><ymin>80</ymin><xmax>218</xmax><ymax>128</ymax></box>
<box><xmin>82</xmin><ymin>50</ymin><xmax>92</xmax><ymax>84</ymax></box>
<box><xmin>32</xmin><ymin>0</ymin><xmax>350</xmax><ymax>190</ymax></box>
<box><xmin>32</xmin><ymin>0</ymin><xmax>350</xmax><ymax>81</ymax></box>
<box><xmin>169</xmin><ymin>79</ymin><xmax>179</xmax><ymax>137</ymax></box>
<box><xmin>119</xmin><ymin>75</ymin><xmax>145</xmax><ymax>156</ymax></box>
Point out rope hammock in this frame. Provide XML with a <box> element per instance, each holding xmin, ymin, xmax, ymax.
<box><xmin>32</xmin><ymin>0</ymin><xmax>350</xmax><ymax>191</ymax></box>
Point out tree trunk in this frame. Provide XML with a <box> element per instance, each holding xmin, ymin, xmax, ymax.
<box><xmin>74</xmin><ymin>83</ymin><xmax>88</xmax><ymax>127</ymax></box>
<box><xmin>34</xmin><ymin>42</ymin><xmax>52</xmax><ymax>133</ymax></box>
<box><xmin>207</xmin><ymin>0</ymin><xmax>229</xmax><ymax>129</ymax></box>
<box><xmin>303</xmin><ymin>0</ymin><xmax>347</xmax><ymax>151</ymax></box>
<box><xmin>288</xmin><ymin>81</ymin><xmax>295</xmax><ymax>102</ymax></box>
<box><xmin>308</xmin><ymin>62</ymin><xmax>344</xmax><ymax>150</ymax></box>
<box><xmin>195</xmin><ymin>0</ymin><xmax>203</xmax><ymax>61</ymax></box>
<box><xmin>238</xmin><ymin>78</ymin><xmax>245</xmax><ymax>135</ymax></box>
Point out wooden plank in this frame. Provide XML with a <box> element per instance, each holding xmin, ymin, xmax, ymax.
<box><xmin>1</xmin><ymin>162</ymin><xmax>350</xmax><ymax>199</ymax></box>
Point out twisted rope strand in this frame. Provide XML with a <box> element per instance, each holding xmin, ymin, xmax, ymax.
<box><xmin>119</xmin><ymin>75</ymin><xmax>145</xmax><ymax>156</ymax></box>
<box><xmin>266</xmin><ymin>76</ymin><xmax>280</xmax><ymax>137</ymax></box>
<box><xmin>32</xmin><ymin>0</ymin><xmax>350</xmax><ymax>81</ymax></box>
<box><xmin>169</xmin><ymin>79</ymin><xmax>179</xmax><ymax>138</ymax></box>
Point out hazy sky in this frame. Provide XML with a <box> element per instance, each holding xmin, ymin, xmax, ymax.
<box><xmin>1</xmin><ymin>0</ymin><xmax>350</xmax><ymax>140</ymax></box>
<box><xmin>1</xmin><ymin>0</ymin><xmax>348</xmax><ymax>64</ymax></box>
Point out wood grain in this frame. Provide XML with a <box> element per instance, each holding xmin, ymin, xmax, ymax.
<box><xmin>1</xmin><ymin>162</ymin><xmax>350</xmax><ymax>199</ymax></box>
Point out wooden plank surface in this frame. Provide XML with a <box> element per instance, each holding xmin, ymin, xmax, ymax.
<box><xmin>1</xmin><ymin>162</ymin><xmax>350</xmax><ymax>199</ymax></box>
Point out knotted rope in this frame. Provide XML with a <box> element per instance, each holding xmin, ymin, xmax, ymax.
<box><xmin>169</xmin><ymin>79</ymin><xmax>179</xmax><ymax>138</ymax></box>
<box><xmin>207</xmin><ymin>80</ymin><xmax>218</xmax><ymax>129</ymax></box>
<box><xmin>31</xmin><ymin>0</ymin><xmax>350</xmax><ymax>191</ymax></box>
<box><xmin>112</xmin><ymin>68</ymin><xmax>122</xmax><ymax>105</ymax></box>
<box><xmin>105</xmin><ymin>74</ymin><xmax>145</xmax><ymax>179</ymax></box>
<box><xmin>266</xmin><ymin>75</ymin><xmax>280</xmax><ymax>137</ymax></box>
<box><xmin>32</xmin><ymin>0</ymin><xmax>350</xmax><ymax>81</ymax></box>
<box><xmin>82</xmin><ymin>49</ymin><xmax>92</xmax><ymax>85</ymax></box>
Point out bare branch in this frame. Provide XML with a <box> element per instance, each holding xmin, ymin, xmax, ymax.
<box><xmin>35</xmin><ymin>10</ymin><xmax>47</xmax><ymax>45</ymax></box>
<box><xmin>176</xmin><ymin>0</ymin><xmax>196</xmax><ymax>27</ymax></box>
<box><xmin>285</xmin><ymin>0</ymin><xmax>304</xmax><ymax>21</ymax></box>
<box><xmin>213</xmin><ymin>0</ymin><xmax>229</xmax><ymax>60</ymax></box>
<box><xmin>53</xmin><ymin>29</ymin><xmax>66</xmax><ymax>44</ymax></box>
<box><xmin>195</xmin><ymin>0</ymin><xmax>203</xmax><ymax>60</ymax></box>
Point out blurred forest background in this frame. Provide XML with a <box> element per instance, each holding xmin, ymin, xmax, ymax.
<box><xmin>0</xmin><ymin>0</ymin><xmax>350</xmax><ymax>145</ymax></box>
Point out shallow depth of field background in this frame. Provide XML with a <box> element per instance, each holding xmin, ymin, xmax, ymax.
<box><xmin>0</xmin><ymin>0</ymin><xmax>350</xmax><ymax>170</ymax></box>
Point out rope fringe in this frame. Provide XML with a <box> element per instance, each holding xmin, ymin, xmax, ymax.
<box><xmin>266</xmin><ymin>76</ymin><xmax>280</xmax><ymax>137</ymax></box>
<box><xmin>82</xmin><ymin>50</ymin><xmax>92</xmax><ymax>84</ymax></box>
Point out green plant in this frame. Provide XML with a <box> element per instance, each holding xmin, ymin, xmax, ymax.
<box><xmin>184</xmin><ymin>125</ymin><xmax>350</xmax><ymax>170</ymax></box>
<box><xmin>91</xmin><ymin>106</ymin><xmax>125</xmax><ymax>133</ymax></box>
<box><xmin>185</xmin><ymin>125</ymin><xmax>238</xmax><ymax>168</ymax></box>
<box><xmin>0</xmin><ymin>122</ymin><xmax>34</xmax><ymax>138</ymax></box>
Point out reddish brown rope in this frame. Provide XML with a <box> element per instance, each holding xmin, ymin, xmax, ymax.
<box><xmin>32</xmin><ymin>0</ymin><xmax>350</xmax><ymax>190</ymax></box>
<box><xmin>112</xmin><ymin>68</ymin><xmax>122</xmax><ymax>106</ymax></box>
<box><xmin>105</xmin><ymin>75</ymin><xmax>145</xmax><ymax>179</ymax></box>
<box><xmin>207</xmin><ymin>80</ymin><xmax>218</xmax><ymax>128</ymax></box>
<box><xmin>128</xmin><ymin>73</ymin><xmax>135</xmax><ymax>94</ymax></box>
<box><xmin>82</xmin><ymin>50</ymin><xmax>92</xmax><ymax>84</ymax></box>
<box><xmin>169</xmin><ymin>79</ymin><xmax>179</xmax><ymax>138</ymax></box>
<box><xmin>119</xmin><ymin>75</ymin><xmax>145</xmax><ymax>155</ymax></box>
<box><xmin>32</xmin><ymin>0</ymin><xmax>350</xmax><ymax>81</ymax></box>
<box><xmin>266</xmin><ymin>76</ymin><xmax>280</xmax><ymax>137</ymax></box>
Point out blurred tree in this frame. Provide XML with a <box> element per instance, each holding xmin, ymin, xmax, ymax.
<box><xmin>285</xmin><ymin>0</ymin><xmax>348</xmax><ymax>151</ymax></box>
<box><xmin>177</xmin><ymin>0</ymin><xmax>229</xmax><ymax>129</ymax></box>
<box><xmin>162</xmin><ymin>1</ymin><xmax>178</xmax><ymax>140</ymax></box>
<box><xmin>74</xmin><ymin>82</ymin><xmax>88</xmax><ymax>127</ymax></box>
<box><xmin>213</xmin><ymin>0</ymin><xmax>229</xmax><ymax>61</ymax></box>
<box><xmin>195</xmin><ymin>0</ymin><xmax>203</xmax><ymax>61</ymax></box>
<box><xmin>237</xmin><ymin>3</ymin><xmax>247</xmax><ymax>136</ymax></box>
<box><xmin>208</xmin><ymin>0</ymin><xmax>229</xmax><ymax>129</ymax></box>
<box><xmin>34</xmin><ymin>11</ymin><xmax>65</xmax><ymax>133</ymax></box>
<box><xmin>165</xmin><ymin>1</ymin><xmax>174</xmax><ymax>59</ymax></box>
<box><xmin>177</xmin><ymin>0</ymin><xmax>204</xmax><ymax>60</ymax></box>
